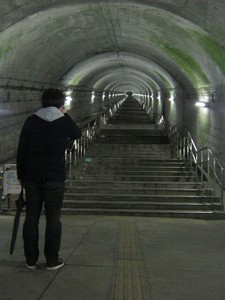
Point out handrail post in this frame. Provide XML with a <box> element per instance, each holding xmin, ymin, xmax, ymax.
<box><xmin>74</xmin><ymin>140</ymin><xmax>77</xmax><ymax>166</ymax></box>
<box><xmin>81</xmin><ymin>137</ymin><xmax>85</xmax><ymax>158</ymax></box>
<box><xmin>183</xmin><ymin>136</ymin><xmax>186</xmax><ymax>159</ymax></box>
<box><xmin>213</xmin><ymin>158</ymin><xmax>216</xmax><ymax>191</ymax></box>
<box><xmin>78</xmin><ymin>140</ymin><xmax>81</xmax><ymax>158</ymax></box>
<box><xmin>201</xmin><ymin>150</ymin><xmax>204</xmax><ymax>182</ymax></box>
<box><xmin>195</xmin><ymin>151</ymin><xmax>198</xmax><ymax>181</ymax></box>
<box><xmin>83</xmin><ymin>137</ymin><xmax>86</xmax><ymax>158</ymax></box>
<box><xmin>207</xmin><ymin>148</ymin><xmax>210</xmax><ymax>180</ymax></box>
<box><xmin>220</xmin><ymin>169</ymin><xmax>224</xmax><ymax>211</ymax></box>
<box><xmin>164</xmin><ymin>125</ymin><xmax>224</xmax><ymax>212</ymax></box>
<box><xmin>188</xmin><ymin>137</ymin><xmax>192</xmax><ymax>168</ymax></box>
<box><xmin>187</xmin><ymin>136</ymin><xmax>190</xmax><ymax>165</ymax></box>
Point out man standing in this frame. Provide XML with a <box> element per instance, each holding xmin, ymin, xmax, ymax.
<box><xmin>17</xmin><ymin>88</ymin><xmax>82</xmax><ymax>270</ymax></box>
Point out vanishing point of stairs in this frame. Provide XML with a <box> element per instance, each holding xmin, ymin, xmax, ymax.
<box><xmin>63</xmin><ymin>97</ymin><xmax>222</xmax><ymax>219</ymax></box>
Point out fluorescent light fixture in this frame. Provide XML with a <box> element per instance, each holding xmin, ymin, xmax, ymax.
<box><xmin>169</xmin><ymin>91</ymin><xmax>174</xmax><ymax>102</ymax></box>
<box><xmin>91</xmin><ymin>91</ymin><xmax>95</xmax><ymax>102</ymax></box>
<box><xmin>157</xmin><ymin>91</ymin><xmax>161</xmax><ymax>100</ymax></box>
<box><xmin>195</xmin><ymin>101</ymin><xmax>208</xmax><ymax>107</ymax></box>
<box><xmin>65</xmin><ymin>96</ymin><xmax>72</xmax><ymax>105</ymax></box>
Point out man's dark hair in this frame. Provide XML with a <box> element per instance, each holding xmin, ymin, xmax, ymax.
<box><xmin>41</xmin><ymin>88</ymin><xmax>65</xmax><ymax>108</ymax></box>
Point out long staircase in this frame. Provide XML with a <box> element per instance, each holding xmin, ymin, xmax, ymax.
<box><xmin>63</xmin><ymin>97</ymin><xmax>222</xmax><ymax>219</ymax></box>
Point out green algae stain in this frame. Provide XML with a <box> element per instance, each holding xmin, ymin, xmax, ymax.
<box><xmin>163</xmin><ymin>44</ymin><xmax>209</xmax><ymax>85</ymax></box>
<box><xmin>0</xmin><ymin>42</ymin><xmax>12</xmax><ymax>60</ymax></box>
<box><xmin>196</xmin><ymin>33</ymin><xmax>225</xmax><ymax>77</ymax></box>
<box><xmin>70</xmin><ymin>73</ymin><xmax>83</xmax><ymax>85</ymax></box>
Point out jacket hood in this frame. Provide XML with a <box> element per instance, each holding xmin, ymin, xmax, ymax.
<box><xmin>35</xmin><ymin>107</ymin><xmax>64</xmax><ymax>122</ymax></box>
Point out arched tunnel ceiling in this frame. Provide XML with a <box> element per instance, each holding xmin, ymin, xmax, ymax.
<box><xmin>1</xmin><ymin>0</ymin><xmax>225</xmax><ymax>94</ymax></box>
<box><xmin>63</xmin><ymin>53</ymin><xmax>173</xmax><ymax>92</ymax></box>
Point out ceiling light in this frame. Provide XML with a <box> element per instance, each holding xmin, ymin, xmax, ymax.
<box><xmin>65</xmin><ymin>96</ymin><xmax>72</xmax><ymax>105</ymax></box>
<box><xmin>195</xmin><ymin>101</ymin><xmax>208</xmax><ymax>107</ymax></box>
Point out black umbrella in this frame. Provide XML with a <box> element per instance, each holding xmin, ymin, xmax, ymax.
<box><xmin>10</xmin><ymin>187</ymin><xmax>25</xmax><ymax>256</ymax></box>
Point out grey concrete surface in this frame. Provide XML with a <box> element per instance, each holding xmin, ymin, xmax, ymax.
<box><xmin>1</xmin><ymin>214</ymin><xmax>225</xmax><ymax>300</ymax></box>
<box><xmin>2</xmin><ymin>1</ymin><xmax>225</xmax><ymax>169</ymax></box>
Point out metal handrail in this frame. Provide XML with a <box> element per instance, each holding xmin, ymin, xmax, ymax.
<box><xmin>155</xmin><ymin>112</ymin><xmax>224</xmax><ymax>209</ymax></box>
<box><xmin>165</xmin><ymin>125</ymin><xmax>182</xmax><ymax>158</ymax></box>
<box><xmin>65</xmin><ymin>99</ymin><xmax>125</xmax><ymax>165</ymax></box>
<box><xmin>196</xmin><ymin>147</ymin><xmax>224</xmax><ymax>209</ymax></box>
<box><xmin>164</xmin><ymin>121</ymin><xmax>224</xmax><ymax>210</ymax></box>
<box><xmin>186</xmin><ymin>132</ymin><xmax>198</xmax><ymax>168</ymax></box>
<box><xmin>107</xmin><ymin>105</ymin><xmax>223</xmax><ymax>210</ymax></box>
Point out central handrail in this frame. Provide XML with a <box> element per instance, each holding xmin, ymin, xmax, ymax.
<box><xmin>65</xmin><ymin>98</ymin><xmax>126</xmax><ymax>164</ymax></box>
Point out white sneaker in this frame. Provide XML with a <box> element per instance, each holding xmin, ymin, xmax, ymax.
<box><xmin>25</xmin><ymin>262</ymin><xmax>36</xmax><ymax>270</ymax></box>
<box><xmin>46</xmin><ymin>258</ymin><xmax>64</xmax><ymax>271</ymax></box>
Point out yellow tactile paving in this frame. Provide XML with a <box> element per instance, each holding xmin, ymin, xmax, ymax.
<box><xmin>113</xmin><ymin>222</ymin><xmax>150</xmax><ymax>300</ymax></box>
<box><xmin>70</xmin><ymin>215</ymin><xmax>209</xmax><ymax>225</ymax></box>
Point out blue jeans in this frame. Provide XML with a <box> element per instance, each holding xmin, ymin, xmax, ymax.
<box><xmin>23</xmin><ymin>181</ymin><xmax>64</xmax><ymax>264</ymax></box>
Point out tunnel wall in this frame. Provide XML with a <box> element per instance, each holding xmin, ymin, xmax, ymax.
<box><xmin>0</xmin><ymin>88</ymin><xmax>123</xmax><ymax>164</ymax></box>
<box><xmin>164</xmin><ymin>86</ymin><xmax>225</xmax><ymax>166</ymax></box>
<box><xmin>68</xmin><ymin>91</ymin><xmax>102</xmax><ymax>123</ymax></box>
<box><xmin>0</xmin><ymin>88</ymin><xmax>41</xmax><ymax>163</ymax></box>
<box><xmin>164</xmin><ymin>87</ymin><xmax>184</xmax><ymax>130</ymax></box>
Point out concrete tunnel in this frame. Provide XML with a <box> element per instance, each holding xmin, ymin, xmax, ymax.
<box><xmin>1</xmin><ymin>0</ymin><xmax>225</xmax><ymax>170</ymax></box>
<box><xmin>3</xmin><ymin>4</ymin><xmax>225</xmax><ymax>298</ymax></box>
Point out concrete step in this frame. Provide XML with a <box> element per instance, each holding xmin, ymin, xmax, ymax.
<box><xmin>95</xmin><ymin>137</ymin><xmax>169</xmax><ymax>144</ymax></box>
<box><xmin>85</xmin><ymin>151</ymin><xmax>172</xmax><ymax>156</ymax></box>
<box><xmin>84</xmin><ymin>154</ymin><xmax>172</xmax><ymax>159</ymax></box>
<box><xmin>79</xmin><ymin>170</ymin><xmax>194</xmax><ymax>176</ymax></box>
<box><xmin>63</xmin><ymin>193</ymin><xmax>220</xmax><ymax>203</ymax></box>
<box><xmin>86</xmin><ymin>143</ymin><xmax>171</xmax><ymax>149</ymax></box>
<box><xmin>98</xmin><ymin>129</ymin><xmax>166</xmax><ymax>136</ymax></box>
<box><xmin>86</xmin><ymin>147</ymin><xmax>172</xmax><ymax>154</ymax></box>
<box><xmin>108</xmin><ymin>117</ymin><xmax>152</xmax><ymax>122</ymax></box>
<box><xmin>80</xmin><ymin>166</ymin><xmax>188</xmax><ymax>172</ymax></box>
<box><xmin>111</xmin><ymin>112</ymin><xmax>150</xmax><ymax>116</ymax></box>
<box><xmin>62</xmin><ymin>200</ymin><xmax>221</xmax><ymax>211</ymax></box>
<box><xmin>104</xmin><ymin>124</ymin><xmax>157</xmax><ymax>130</ymax></box>
<box><xmin>62</xmin><ymin>97</ymin><xmax>221</xmax><ymax>219</ymax></box>
<box><xmin>65</xmin><ymin>186</ymin><xmax>213</xmax><ymax>196</ymax></box>
<box><xmin>65</xmin><ymin>180</ymin><xmax>205</xmax><ymax>189</ymax></box>
<box><xmin>81</xmin><ymin>158</ymin><xmax>183</xmax><ymax>164</ymax></box>
<box><xmin>76</xmin><ymin>175</ymin><xmax>196</xmax><ymax>182</ymax></box>
<box><xmin>86</xmin><ymin>149</ymin><xmax>172</xmax><ymax>153</ymax></box>
<box><xmin>69</xmin><ymin>165</ymin><xmax>188</xmax><ymax>175</ymax></box>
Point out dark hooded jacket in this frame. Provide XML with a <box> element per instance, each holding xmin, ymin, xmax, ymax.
<box><xmin>17</xmin><ymin>107</ymin><xmax>82</xmax><ymax>183</ymax></box>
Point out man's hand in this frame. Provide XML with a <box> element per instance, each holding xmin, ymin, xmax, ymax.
<box><xmin>59</xmin><ymin>106</ymin><xmax>67</xmax><ymax>114</ymax></box>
